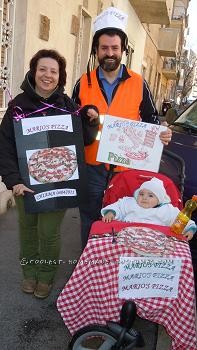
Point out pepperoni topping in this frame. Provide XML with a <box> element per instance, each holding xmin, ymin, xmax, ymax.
<box><xmin>28</xmin><ymin>146</ymin><xmax>77</xmax><ymax>183</ymax></box>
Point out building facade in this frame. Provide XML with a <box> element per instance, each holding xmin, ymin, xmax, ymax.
<box><xmin>137</xmin><ymin>0</ymin><xmax>190</xmax><ymax>112</ymax></box>
<box><xmin>188</xmin><ymin>49</ymin><xmax>197</xmax><ymax>101</ymax></box>
<box><xmin>0</xmin><ymin>0</ymin><xmax>190</xmax><ymax>121</ymax></box>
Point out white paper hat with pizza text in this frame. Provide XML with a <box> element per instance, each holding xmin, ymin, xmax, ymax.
<box><xmin>93</xmin><ymin>7</ymin><xmax>128</xmax><ymax>34</ymax></box>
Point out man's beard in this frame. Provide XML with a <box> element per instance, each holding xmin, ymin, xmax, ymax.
<box><xmin>98</xmin><ymin>56</ymin><xmax>121</xmax><ymax>72</ymax></box>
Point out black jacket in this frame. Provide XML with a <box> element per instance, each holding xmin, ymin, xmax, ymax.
<box><xmin>0</xmin><ymin>72</ymin><xmax>99</xmax><ymax>189</ymax></box>
<box><xmin>72</xmin><ymin>65</ymin><xmax>160</xmax><ymax>125</ymax></box>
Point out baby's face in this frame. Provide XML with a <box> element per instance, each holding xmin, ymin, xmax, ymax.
<box><xmin>137</xmin><ymin>189</ymin><xmax>159</xmax><ymax>208</ymax></box>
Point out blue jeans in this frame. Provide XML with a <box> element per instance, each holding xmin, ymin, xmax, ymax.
<box><xmin>79</xmin><ymin>164</ymin><xmax>109</xmax><ymax>248</ymax></box>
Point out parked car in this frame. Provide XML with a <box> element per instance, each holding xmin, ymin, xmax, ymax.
<box><xmin>165</xmin><ymin>99</ymin><xmax>197</xmax><ymax>291</ymax></box>
<box><xmin>166</xmin><ymin>99</ymin><xmax>197</xmax><ymax>206</ymax></box>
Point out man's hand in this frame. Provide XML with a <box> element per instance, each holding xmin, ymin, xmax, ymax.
<box><xmin>159</xmin><ymin>122</ymin><xmax>172</xmax><ymax>145</ymax></box>
<box><xmin>13</xmin><ymin>184</ymin><xmax>34</xmax><ymax>196</ymax></box>
<box><xmin>183</xmin><ymin>230</ymin><xmax>194</xmax><ymax>241</ymax></box>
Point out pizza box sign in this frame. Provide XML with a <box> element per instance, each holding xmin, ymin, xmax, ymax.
<box><xmin>14</xmin><ymin>114</ymin><xmax>87</xmax><ymax>213</ymax></box>
<box><xmin>96</xmin><ymin>115</ymin><xmax>166</xmax><ymax>172</ymax></box>
<box><xmin>118</xmin><ymin>256</ymin><xmax>182</xmax><ymax>299</ymax></box>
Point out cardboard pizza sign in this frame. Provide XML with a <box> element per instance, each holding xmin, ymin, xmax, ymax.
<box><xmin>14</xmin><ymin>114</ymin><xmax>87</xmax><ymax>213</ymax></box>
<box><xmin>96</xmin><ymin>115</ymin><xmax>167</xmax><ymax>172</ymax></box>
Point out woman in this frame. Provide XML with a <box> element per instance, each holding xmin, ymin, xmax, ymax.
<box><xmin>0</xmin><ymin>49</ymin><xmax>99</xmax><ymax>299</ymax></box>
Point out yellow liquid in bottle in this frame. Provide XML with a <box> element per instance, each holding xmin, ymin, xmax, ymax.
<box><xmin>171</xmin><ymin>212</ymin><xmax>189</xmax><ymax>235</ymax></box>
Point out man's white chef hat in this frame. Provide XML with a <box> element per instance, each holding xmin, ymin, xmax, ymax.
<box><xmin>93</xmin><ymin>7</ymin><xmax>128</xmax><ymax>34</ymax></box>
<box><xmin>87</xmin><ymin>7</ymin><xmax>129</xmax><ymax>85</ymax></box>
<box><xmin>134</xmin><ymin>177</ymin><xmax>171</xmax><ymax>205</ymax></box>
<box><xmin>91</xmin><ymin>7</ymin><xmax>128</xmax><ymax>55</ymax></box>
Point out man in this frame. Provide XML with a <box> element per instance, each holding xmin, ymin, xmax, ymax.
<box><xmin>72</xmin><ymin>7</ymin><xmax>172</xmax><ymax>247</ymax></box>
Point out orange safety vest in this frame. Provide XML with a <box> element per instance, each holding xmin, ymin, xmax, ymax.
<box><xmin>79</xmin><ymin>68</ymin><xmax>143</xmax><ymax>171</ymax></box>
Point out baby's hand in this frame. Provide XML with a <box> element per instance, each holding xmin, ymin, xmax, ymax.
<box><xmin>102</xmin><ymin>212</ymin><xmax>115</xmax><ymax>223</ymax></box>
<box><xmin>182</xmin><ymin>230</ymin><xmax>194</xmax><ymax>241</ymax></box>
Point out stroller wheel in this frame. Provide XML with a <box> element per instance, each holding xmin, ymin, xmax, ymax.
<box><xmin>69</xmin><ymin>325</ymin><xmax>117</xmax><ymax>350</ymax></box>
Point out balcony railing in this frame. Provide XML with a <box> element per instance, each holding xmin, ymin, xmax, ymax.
<box><xmin>162</xmin><ymin>58</ymin><xmax>178</xmax><ymax>80</ymax></box>
<box><xmin>129</xmin><ymin>0</ymin><xmax>174</xmax><ymax>25</ymax></box>
<box><xmin>163</xmin><ymin>58</ymin><xmax>177</xmax><ymax>70</ymax></box>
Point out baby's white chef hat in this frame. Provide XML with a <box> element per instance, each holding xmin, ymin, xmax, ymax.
<box><xmin>134</xmin><ymin>177</ymin><xmax>171</xmax><ymax>205</ymax></box>
<box><xmin>93</xmin><ymin>7</ymin><xmax>128</xmax><ymax>34</ymax></box>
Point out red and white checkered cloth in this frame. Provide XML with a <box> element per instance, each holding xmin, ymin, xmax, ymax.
<box><xmin>57</xmin><ymin>235</ymin><xmax>197</xmax><ymax>350</ymax></box>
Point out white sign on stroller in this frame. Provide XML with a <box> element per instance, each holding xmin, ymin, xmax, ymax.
<box><xmin>118</xmin><ymin>256</ymin><xmax>182</xmax><ymax>299</ymax></box>
<box><xmin>96</xmin><ymin>115</ymin><xmax>167</xmax><ymax>172</ymax></box>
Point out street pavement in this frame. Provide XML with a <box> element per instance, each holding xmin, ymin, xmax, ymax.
<box><xmin>0</xmin><ymin>207</ymin><xmax>171</xmax><ymax>350</ymax></box>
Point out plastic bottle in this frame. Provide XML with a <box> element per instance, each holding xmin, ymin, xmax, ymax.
<box><xmin>171</xmin><ymin>195</ymin><xmax>197</xmax><ymax>235</ymax></box>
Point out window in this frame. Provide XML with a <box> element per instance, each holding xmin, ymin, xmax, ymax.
<box><xmin>0</xmin><ymin>0</ymin><xmax>14</xmax><ymax>110</ymax></box>
<box><xmin>175</xmin><ymin>100</ymin><xmax>197</xmax><ymax>129</ymax></box>
<box><xmin>126</xmin><ymin>44</ymin><xmax>134</xmax><ymax>69</ymax></box>
<box><xmin>148</xmin><ymin>64</ymin><xmax>153</xmax><ymax>85</ymax></box>
<box><xmin>72</xmin><ymin>7</ymin><xmax>92</xmax><ymax>86</ymax></box>
<box><xmin>141</xmin><ymin>65</ymin><xmax>146</xmax><ymax>79</ymax></box>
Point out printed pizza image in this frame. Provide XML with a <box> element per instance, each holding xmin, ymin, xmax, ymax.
<box><xmin>28</xmin><ymin>146</ymin><xmax>77</xmax><ymax>183</ymax></box>
<box><xmin>117</xmin><ymin>226</ymin><xmax>174</xmax><ymax>256</ymax></box>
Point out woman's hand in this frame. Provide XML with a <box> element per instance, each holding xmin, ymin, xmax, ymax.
<box><xmin>13</xmin><ymin>184</ymin><xmax>34</xmax><ymax>196</ymax></box>
<box><xmin>86</xmin><ymin>108</ymin><xmax>99</xmax><ymax>122</ymax></box>
<box><xmin>102</xmin><ymin>211</ymin><xmax>115</xmax><ymax>223</ymax></box>
<box><xmin>159</xmin><ymin>122</ymin><xmax>172</xmax><ymax>145</ymax></box>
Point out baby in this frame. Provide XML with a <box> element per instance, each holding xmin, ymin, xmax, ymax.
<box><xmin>101</xmin><ymin>177</ymin><xmax>196</xmax><ymax>240</ymax></box>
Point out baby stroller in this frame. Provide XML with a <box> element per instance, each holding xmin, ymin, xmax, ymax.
<box><xmin>69</xmin><ymin>300</ymin><xmax>145</xmax><ymax>349</ymax></box>
<box><xmin>57</xmin><ymin>150</ymin><xmax>197</xmax><ymax>350</ymax></box>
